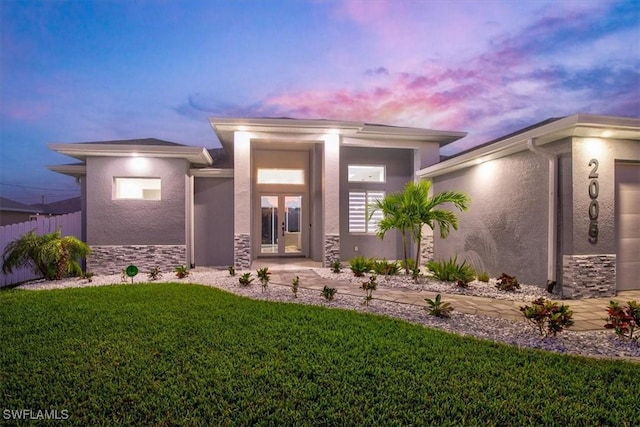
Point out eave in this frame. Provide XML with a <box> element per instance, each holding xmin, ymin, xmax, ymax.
<box><xmin>417</xmin><ymin>114</ymin><xmax>640</xmax><ymax>178</ymax></box>
<box><xmin>48</xmin><ymin>143</ymin><xmax>213</xmax><ymax>166</ymax></box>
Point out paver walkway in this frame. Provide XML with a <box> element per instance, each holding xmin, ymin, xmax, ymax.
<box><xmin>265</xmin><ymin>266</ymin><xmax>640</xmax><ymax>332</ymax></box>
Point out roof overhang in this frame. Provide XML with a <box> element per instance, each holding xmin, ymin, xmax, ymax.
<box><xmin>209</xmin><ymin>117</ymin><xmax>466</xmax><ymax>152</ymax></box>
<box><xmin>48</xmin><ymin>143</ymin><xmax>213</xmax><ymax>166</ymax></box>
<box><xmin>417</xmin><ymin>114</ymin><xmax>640</xmax><ymax>178</ymax></box>
<box><xmin>47</xmin><ymin>164</ymin><xmax>87</xmax><ymax>178</ymax></box>
<box><xmin>189</xmin><ymin>168</ymin><xmax>234</xmax><ymax>178</ymax></box>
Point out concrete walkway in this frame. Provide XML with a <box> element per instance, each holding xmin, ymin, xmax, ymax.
<box><xmin>259</xmin><ymin>263</ymin><xmax>640</xmax><ymax>332</ymax></box>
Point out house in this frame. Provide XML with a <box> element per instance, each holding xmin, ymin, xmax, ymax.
<box><xmin>48</xmin><ymin>114</ymin><xmax>640</xmax><ymax>298</ymax></box>
<box><xmin>0</xmin><ymin>197</ymin><xmax>43</xmax><ymax>226</ymax></box>
<box><xmin>48</xmin><ymin>123</ymin><xmax>463</xmax><ymax>275</ymax></box>
<box><xmin>418</xmin><ymin>114</ymin><xmax>640</xmax><ymax>298</ymax></box>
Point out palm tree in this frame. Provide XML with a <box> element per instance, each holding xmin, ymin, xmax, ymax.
<box><xmin>408</xmin><ymin>180</ymin><xmax>470</xmax><ymax>268</ymax></box>
<box><xmin>372</xmin><ymin>180</ymin><xmax>470</xmax><ymax>271</ymax></box>
<box><xmin>2</xmin><ymin>229</ymin><xmax>91</xmax><ymax>280</ymax></box>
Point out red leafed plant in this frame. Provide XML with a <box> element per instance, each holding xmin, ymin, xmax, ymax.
<box><xmin>604</xmin><ymin>300</ymin><xmax>640</xmax><ymax>340</ymax></box>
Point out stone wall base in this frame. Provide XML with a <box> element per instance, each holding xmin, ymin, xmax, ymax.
<box><xmin>234</xmin><ymin>233</ymin><xmax>251</xmax><ymax>269</ymax></box>
<box><xmin>88</xmin><ymin>245</ymin><xmax>186</xmax><ymax>275</ymax></box>
<box><xmin>562</xmin><ymin>254</ymin><xmax>616</xmax><ymax>299</ymax></box>
<box><xmin>420</xmin><ymin>234</ymin><xmax>434</xmax><ymax>264</ymax></box>
<box><xmin>324</xmin><ymin>234</ymin><xmax>340</xmax><ymax>267</ymax></box>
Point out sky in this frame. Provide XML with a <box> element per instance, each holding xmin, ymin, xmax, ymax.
<box><xmin>1</xmin><ymin>0</ymin><xmax>639</xmax><ymax>204</ymax></box>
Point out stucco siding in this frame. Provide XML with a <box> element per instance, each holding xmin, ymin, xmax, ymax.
<box><xmin>86</xmin><ymin>156</ymin><xmax>188</xmax><ymax>245</ymax></box>
<box><xmin>194</xmin><ymin>177</ymin><xmax>234</xmax><ymax>266</ymax></box>
<box><xmin>433</xmin><ymin>149</ymin><xmax>550</xmax><ymax>286</ymax></box>
<box><xmin>339</xmin><ymin>146</ymin><xmax>413</xmax><ymax>260</ymax></box>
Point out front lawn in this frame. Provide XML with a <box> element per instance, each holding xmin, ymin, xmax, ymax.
<box><xmin>1</xmin><ymin>283</ymin><xmax>638</xmax><ymax>426</ymax></box>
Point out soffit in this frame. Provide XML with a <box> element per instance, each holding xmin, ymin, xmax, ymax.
<box><xmin>417</xmin><ymin>114</ymin><xmax>640</xmax><ymax>178</ymax></box>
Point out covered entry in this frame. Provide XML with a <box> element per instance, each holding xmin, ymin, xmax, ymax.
<box><xmin>616</xmin><ymin>162</ymin><xmax>640</xmax><ymax>291</ymax></box>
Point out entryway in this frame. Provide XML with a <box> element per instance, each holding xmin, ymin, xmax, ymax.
<box><xmin>260</xmin><ymin>194</ymin><xmax>304</xmax><ymax>256</ymax></box>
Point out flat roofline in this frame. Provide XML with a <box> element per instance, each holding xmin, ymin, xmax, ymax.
<box><xmin>417</xmin><ymin>114</ymin><xmax>640</xmax><ymax>178</ymax></box>
<box><xmin>49</xmin><ymin>143</ymin><xmax>213</xmax><ymax>166</ymax></box>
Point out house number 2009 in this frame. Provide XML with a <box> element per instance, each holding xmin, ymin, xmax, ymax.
<box><xmin>588</xmin><ymin>159</ymin><xmax>599</xmax><ymax>243</ymax></box>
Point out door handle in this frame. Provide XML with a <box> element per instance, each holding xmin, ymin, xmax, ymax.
<box><xmin>281</xmin><ymin>222</ymin><xmax>285</xmax><ymax>237</ymax></box>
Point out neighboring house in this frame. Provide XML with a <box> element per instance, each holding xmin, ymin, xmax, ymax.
<box><xmin>41</xmin><ymin>196</ymin><xmax>82</xmax><ymax>215</ymax></box>
<box><xmin>48</xmin><ymin>115</ymin><xmax>640</xmax><ymax>298</ymax></box>
<box><xmin>0</xmin><ymin>197</ymin><xmax>42</xmax><ymax>226</ymax></box>
<box><xmin>418</xmin><ymin>114</ymin><xmax>640</xmax><ymax>298</ymax></box>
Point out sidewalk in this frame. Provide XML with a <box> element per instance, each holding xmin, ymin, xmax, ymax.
<box><xmin>265</xmin><ymin>266</ymin><xmax>640</xmax><ymax>332</ymax></box>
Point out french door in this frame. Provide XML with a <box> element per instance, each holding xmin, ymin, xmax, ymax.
<box><xmin>260</xmin><ymin>195</ymin><xmax>303</xmax><ymax>255</ymax></box>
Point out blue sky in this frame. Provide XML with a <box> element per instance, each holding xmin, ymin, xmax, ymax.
<box><xmin>1</xmin><ymin>0</ymin><xmax>638</xmax><ymax>204</ymax></box>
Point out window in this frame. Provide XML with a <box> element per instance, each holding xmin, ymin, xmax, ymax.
<box><xmin>114</xmin><ymin>178</ymin><xmax>161</xmax><ymax>200</ymax></box>
<box><xmin>348</xmin><ymin>165</ymin><xmax>385</xmax><ymax>183</ymax></box>
<box><xmin>348</xmin><ymin>190</ymin><xmax>384</xmax><ymax>233</ymax></box>
<box><xmin>257</xmin><ymin>169</ymin><xmax>305</xmax><ymax>185</ymax></box>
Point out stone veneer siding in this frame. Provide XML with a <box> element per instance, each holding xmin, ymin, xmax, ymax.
<box><xmin>234</xmin><ymin>233</ymin><xmax>251</xmax><ymax>269</ymax></box>
<box><xmin>562</xmin><ymin>254</ymin><xmax>616</xmax><ymax>299</ymax></box>
<box><xmin>324</xmin><ymin>234</ymin><xmax>340</xmax><ymax>266</ymax></box>
<box><xmin>420</xmin><ymin>234</ymin><xmax>434</xmax><ymax>264</ymax></box>
<box><xmin>88</xmin><ymin>245</ymin><xmax>186</xmax><ymax>275</ymax></box>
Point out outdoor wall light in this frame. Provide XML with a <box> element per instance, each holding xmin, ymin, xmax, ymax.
<box><xmin>127</xmin><ymin>156</ymin><xmax>151</xmax><ymax>174</ymax></box>
<box><xmin>582</xmin><ymin>138</ymin><xmax>605</xmax><ymax>158</ymax></box>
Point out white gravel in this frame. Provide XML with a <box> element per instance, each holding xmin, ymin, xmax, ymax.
<box><xmin>16</xmin><ymin>268</ymin><xmax>640</xmax><ymax>361</ymax></box>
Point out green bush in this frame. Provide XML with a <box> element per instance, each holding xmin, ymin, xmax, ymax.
<box><xmin>147</xmin><ymin>267</ymin><xmax>162</xmax><ymax>281</ymax></box>
<box><xmin>496</xmin><ymin>273</ymin><xmax>520</xmax><ymax>291</ymax></box>
<box><xmin>174</xmin><ymin>265</ymin><xmax>189</xmax><ymax>279</ymax></box>
<box><xmin>425</xmin><ymin>294</ymin><xmax>453</xmax><ymax>318</ymax></box>
<box><xmin>257</xmin><ymin>267</ymin><xmax>271</xmax><ymax>292</ymax></box>
<box><xmin>228</xmin><ymin>265</ymin><xmax>236</xmax><ymax>276</ymax></box>
<box><xmin>372</xmin><ymin>259</ymin><xmax>400</xmax><ymax>276</ymax></box>
<box><xmin>239</xmin><ymin>272</ymin><xmax>253</xmax><ymax>286</ymax></box>
<box><xmin>520</xmin><ymin>298</ymin><xmax>574</xmax><ymax>337</ymax></box>
<box><xmin>426</xmin><ymin>256</ymin><xmax>475</xmax><ymax>285</ymax></box>
<box><xmin>476</xmin><ymin>271</ymin><xmax>490</xmax><ymax>282</ymax></box>
<box><xmin>330</xmin><ymin>260</ymin><xmax>342</xmax><ymax>273</ymax></box>
<box><xmin>349</xmin><ymin>256</ymin><xmax>372</xmax><ymax>277</ymax></box>
<box><xmin>322</xmin><ymin>285</ymin><xmax>337</xmax><ymax>300</ymax></box>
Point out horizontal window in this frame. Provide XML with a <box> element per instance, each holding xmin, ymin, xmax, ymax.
<box><xmin>114</xmin><ymin>178</ymin><xmax>161</xmax><ymax>200</ymax></box>
<box><xmin>257</xmin><ymin>168</ymin><xmax>305</xmax><ymax>185</ymax></box>
<box><xmin>348</xmin><ymin>165</ymin><xmax>385</xmax><ymax>183</ymax></box>
<box><xmin>349</xmin><ymin>190</ymin><xmax>384</xmax><ymax>234</ymax></box>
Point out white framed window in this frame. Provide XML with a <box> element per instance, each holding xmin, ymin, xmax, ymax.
<box><xmin>348</xmin><ymin>165</ymin><xmax>385</xmax><ymax>183</ymax></box>
<box><xmin>257</xmin><ymin>168</ymin><xmax>305</xmax><ymax>185</ymax></box>
<box><xmin>348</xmin><ymin>190</ymin><xmax>384</xmax><ymax>234</ymax></box>
<box><xmin>113</xmin><ymin>178</ymin><xmax>161</xmax><ymax>200</ymax></box>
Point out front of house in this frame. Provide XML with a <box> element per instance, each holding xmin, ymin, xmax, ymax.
<box><xmin>49</xmin><ymin>114</ymin><xmax>640</xmax><ymax>298</ymax></box>
<box><xmin>49</xmin><ymin>119</ymin><xmax>463</xmax><ymax>274</ymax></box>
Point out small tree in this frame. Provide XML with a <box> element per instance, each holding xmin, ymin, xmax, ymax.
<box><xmin>373</xmin><ymin>180</ymin><xmax>470</xmax><ymax>271</ymax></box>
<box><xmin>2</xmin><ymin>229</ymin><xmax>91</xmax><ymax>280</ymax></box>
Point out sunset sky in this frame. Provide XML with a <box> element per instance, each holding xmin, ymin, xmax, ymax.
<box><xmin>1</xmin><ymin>0</ymin><xmax>638</xmax><ymax>204</ymax></box>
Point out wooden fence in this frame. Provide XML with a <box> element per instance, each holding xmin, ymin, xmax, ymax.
<box><xmin>0</xmin><ymin>212</ymin><xmax>82</xmax><ymax>287</ymax></box>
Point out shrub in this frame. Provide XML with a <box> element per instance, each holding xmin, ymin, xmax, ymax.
<box><xmin>372</xmin><ymin>259</ymin><xmax>400</xmax><ymax>276</ymax></box>
<box><xmin>257</xmin><ymin>267</ymin><xmax>271</xmax><ymax>292</ymax></box>
<box><xmin>349</xmin><ymin>256</ymin><xmax>372</xmax><ymax>277</ymax></box>
<box><xmin>361</xmin><ymin>274</ymin><xmax>378</xmax><ymax>306</ymax></box>
<box><xmin>330</xmin><ymin>260</ymin><xmax>342</xmax><ymax>274</ymax></box>
<box><xmin>291</xmin><ymin>276</ymin><xmax>300</xmax><ymax>298</ymax></box>
<box><xmin>496</xmin><ymin>273</ymin><xmax>520</xmax><ymax>291</ymax></box>
<box><xmin>424</xmin><ymin>294</ymin><xmax>453</xmax><ymax>318</ymax></box>
<box><xmin>81</xmin><ymin>271</ymin><xmax>94</xmax><ymax>283</ymax></box>
<box><xmin>148</xmin><ymin>267</ymin><xmax>162</xmax><ymax>281</ymax></box>
<box><xmin>604</xmin><ymin>300</ymin><xmax>640</xmax><ymax>340</ymax></box>
<box><xmin>476</xmin><ymin>271</ymin><xmax>490</xmax><ymax>282</ymax></box>
<box><xmin>322</xmin><ymin>285</ymin><xmax>337</xmax><ymax>301</ymax></box>
<box><xmin>228</xmin><ymin>265</ymin><xmax>236</xmax><ymax>276</ymax></box>
<box><xmin>411</xmin><ymin>267</ymin><xmax>422</xmax><ymax>284</ymax></box>
<box><xmin>2</xmin><ymin>229</ymin><xmax>91</xmax><ymax>280</ymax></box>
<box><xmin>426</xmin><ymin>256</ymin><xmax>475</xmax><ymax>285</ymax></box>
<box><xmin>401</xmin><ymin>258</ymin><xmax>416</xmax><ymax>274</ymax></box>
<box><xmin>239</xmin><ymin>272</ymin><xmax>253</xmax><ymax>286</ymax></box>
<box><xmin>175</xmin><ymin>265</ymin><xmax>190</xmax><ymax>279</ymax></box>
<box><xmin>520</xmin><ymin>298</ymin><xmax>574</xmax><ymax>337</ymax></box>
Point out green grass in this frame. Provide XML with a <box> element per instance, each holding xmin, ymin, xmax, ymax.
<box><xmin>1</xmin><ymin>284</ymin><xmax>638</xmax><ymax>426</ymax></box>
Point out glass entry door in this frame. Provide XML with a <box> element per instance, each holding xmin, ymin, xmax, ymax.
<box><xmin>260</xmin><ymin>195</ymin><xmax>303</xmax><ymax>255</ymax></box>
